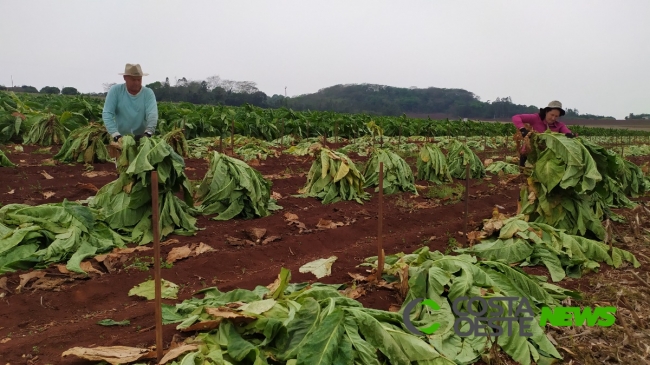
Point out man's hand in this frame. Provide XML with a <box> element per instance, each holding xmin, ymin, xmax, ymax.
<box><xmin>109</xmin><ymin>135</ymin><xmax>123</xmax><ymax>149</ymax></box>
<box><xmin>520</xmin><ymin>128</ymin><xmax>529</xmax><ymax>137</ymax></box>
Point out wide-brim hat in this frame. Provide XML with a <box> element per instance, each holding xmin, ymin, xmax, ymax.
<box><xmin>543</xmin><ymin>100</ymin><xmax>565</xmax><ymax>116</ymax></box>
<box><xmin>119</xmin><ymin>63</ymin><xmax>149</xmax><ymax>77</ymax></box>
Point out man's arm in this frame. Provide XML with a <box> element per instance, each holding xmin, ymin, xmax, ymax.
<box><xmin>102</xmin><ymin>86</ymin><xmax>120</xmax><ymax>137</ymax></box>
<box><xmin>144</xmin><ymin>88</ymin><xmax>158</xmax><ymax>135</ymax></box>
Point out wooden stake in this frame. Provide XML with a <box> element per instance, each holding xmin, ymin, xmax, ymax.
<box><xmin>465</xmin><ymin>163</ymin><xmax>470</xmax><ymax>246</ymax></box>
<box><xmin>377</xmin><ymin>162</ymin><xmax>385</xmax><ymax>277</ymax></box>
<box><xmin>230</xmin><ymin>120</ymin><xmax>235</xmax><ymax>155</ymax></box>
<box><xmin>335</xmin><ymin>121</ymin><xmax>339</xmax><ymax>144</ymax></box>
<box><xmin>151</xmin><ymin>171</ymin><xmax>163</xmax><ymax>361</ymax></box>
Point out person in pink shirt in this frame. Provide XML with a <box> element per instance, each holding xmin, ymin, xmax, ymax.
<box><xmin>512</xmin><ymin>100</ymin><xmax>575</xmax><ymax>166</ymax></box>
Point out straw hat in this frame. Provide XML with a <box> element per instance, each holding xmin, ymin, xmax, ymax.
<box><xmin>118</xmin><ymin>63</ymin><xmax>149</xmax><ymax>77</ymax></box>
<box><xmin>544</xmin><ymin>100</ymin><xmax>565</xmax><ymax>116</ymax></box>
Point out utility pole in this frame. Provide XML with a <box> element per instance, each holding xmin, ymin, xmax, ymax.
<box><xmin>11</xmin><ymin>75</ymin><xmax>13</xmax><ymax>88</ymax></box>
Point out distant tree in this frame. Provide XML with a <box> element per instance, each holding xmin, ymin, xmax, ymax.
<box><xmin>102</xmin><ymin>82</ymin><xmax>117</xmax><ymax>92</ymax></box>
<box><xmin>0</xmin><ymin>85</ymin><xmax>7</xmax><ymax>91</ymax></box>
<box><xmin>18</xmin><ymin>85</ymin><xmax>39</xmax><ymax>93</ymax></box>
<box><xmin>39</xmin><ymin>86</ymin><xmax>60</xmax><ymax>94</ymax></box>
<box><xmin>61</xmin><ymin>87</ymin><xmax>79</xmax><ymax>95</ymax></box>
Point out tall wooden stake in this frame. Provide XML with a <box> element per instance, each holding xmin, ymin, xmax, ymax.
<box><xmin>464</xmin><ymin>163</ymin><xmax>470</xmax><ymax>246</ymax></box>
<box><xmin>151</xmin><ymin>171</ymin><xmax>163</xmax><ymax>361</ymax></box>
<box><xmin>335</xmin><ymin>121</ymin><xmax>339</xmax><ymax>144</ymax></box>
<box><xmin>231</xmin><ymin>120</ymin><xmax>235</xmax><ymax>155</ymax></box>
<box><xmin>377</xmin><ymin>162</ymin><xmax>385</xmax><ymax>277</ymax></box>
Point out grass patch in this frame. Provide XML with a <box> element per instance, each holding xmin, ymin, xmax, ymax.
<box><xmin>425</xmin><ymin>183</ymin><xmax>465</xmax><ymax>204</ymax></box>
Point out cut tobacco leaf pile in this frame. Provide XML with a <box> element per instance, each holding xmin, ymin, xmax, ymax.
<box><xmin>0</xmin><ymin>200</ymin><xmax>129</xmax><ymax>275</ymax></box>
<box><xmin>485</xmin><ymin>160</ymin><xmax>520</xmax><ymax>176</ymax></box>
<box><xmin>194</xmin><ymin>151</ymin><xmax>281</xmax><ymax>220</ymax></box>
<box><xmin>298</xmin><ymin>147</ymin><xmax>370</xmax><ymax>204</ymax></box>
<box><xmin>363</xmin><ymin>148</ymin><xmax>418</xmax><ymax>195</ymax></box>
<box><xmin>456</xmin><ymin>213</ymin><xmax>640</xmax><ymax>282</ymax></box>
<box><xmin>162</xmin><ymin>127</ymin><xmax>189</xmax><ymax>158</ymax></box>
<box><xmin>0</xmin><ymin>149</ymin><xmax>15</xmax><ymax>167</ymax></box>
<box><xmin>23</xmin><ymin>113</ymin><xmax>67</xmax><ymax>146</ymax></box>
<box><xmin>446</xmin><ymin>140</ymin><xmax>485</xmax><ymax>179</ymax></box>
<box><xmin>157</xmin><ymin>267</ymin><xmax>457</xmax><ymax>365</ymax></box>
<box><xmin>54</xmin><ymin>122</ymin><xmax>110</xmax><ymax>163</ymax></box>
<box><xmin>520</xmin><ymin>132</ymin><xmax>647</xmax><ymax>239</ymax></box>
<box><xmin>416</xmin><ymin>143</ymin><xmax>452</xmax><ymax>184</ymax></box>
<box><xmin>361</xmin><ymin>246</ymin><xmax>577</xmax><ymax>365</ymax></box>
<box><xmin>90</xmin><ymin>135</ymin><xmax>198</xmax><ymax>245</ymax></box>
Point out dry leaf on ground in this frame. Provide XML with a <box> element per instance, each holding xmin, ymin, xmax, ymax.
<box><xmin>467</xmin><ymin>231</ymin><xmax>487</xmax><ymax>246</ymax></box>
<box><xmin>42</xmin><ymin>191</ymin><xmax>56</xmax><ymax>199</ymax></box>
<box><xmin>161</xmin><ymin>238</ymin><xmax>181</xmax><ymax>246</ymax></box>
<box><xmin>82</xmin><ymin>170</ymin><xmax>116</xmax><ymax>178</ymax></box>
<box><xmin>166</xmin><ymin>243</ymin><xmax>214</xmax><ymax>263</ymax></box>
<box><xmin>348</xmin><ymin>273</ymin><xmax>368</xmax><ymax>282</ymax></box>
<box><xmin>6</xmin><ymin>189</ymin><xmax>14</xmax><ymax>194</ymax></box>
<box><xmin>40</xmin><ymin>170</ymin><xmax>54</xmax><ymax>179</ymax></box>
<box><xmin>262</xmin><ymin>235</ymin><xmax>281</xmax><ymax>245</ymax></box>
<box><xmin>284</xmin><ymin>212</ymin><xmax>299</xmax><ymax>221</ymax></box>
<box><xmin>76</xmin><ymin>182</ymin><xmax>99</xmax><ymax>192</ymax></box>
<box><xmin>160</xmin><ymin>345</ymin><xmax>200</xmax><ymax>364</ymax></box>
<box><xmin>0</xmin><ymin>277</ymin><xmax>10</xmax><ymax>293</ymax></box>
<box><xmin>62</xmin><ymin>346</ymin><xmax>154</xmax><ymax>365</ymax></box>
<box><xmin>316</xmin><ymin>218</ymin><xmax>344</xmax><ymax>229</ymax></box>
<box><xmin>341</xmin><ymin>286</ymin><xmax>366</xmax><ymax>299</ymax></box>
<box><xmin>30</xmin><ymin>277</ymin><xmax>68</xmax><ymax>291</ymax></box>
<box><xmin>244</xmin><ymin>228</ymin><xmax>267</xmax><ymax>243</ymax></box>
<box><xmin>299</xmin><ymin>256</ymin><xmax>337</xmax><ymax>279</ymax></box>
<box><xmin>16</xmin><ymin>271</ymin><xmax>46</xmax><ymax>292</ymax></box>
<box><xmin>271</xmin><ymin>191</ymin><xmax>282</xmax><ymax>200</ymax></box>
<box><xmin>225</xmin><ymin>235</ymin><xmax>256</xmax><ymax>247</ymax></box>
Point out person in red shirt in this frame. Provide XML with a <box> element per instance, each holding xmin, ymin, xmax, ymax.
<box><xmin>512</xmin><ymin>100</ymin><xmax>576</xmax><ymax>166</ymax></box>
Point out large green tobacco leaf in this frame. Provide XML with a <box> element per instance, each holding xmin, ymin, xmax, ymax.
<box><xmin>363</xmin><ymin>148</ymin><xmax>418</xmax><ymax>195</ymax></box>
<box><xmin>194</xmin><ymin>151</ymin><xmax>281</xmax><ymax>220</ymax></box>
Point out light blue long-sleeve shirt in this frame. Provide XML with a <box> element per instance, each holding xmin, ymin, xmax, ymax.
<box><xmin>102</xmin><ymin>84</ymin><xmax>158</xmax><ymax>137</ymax></box>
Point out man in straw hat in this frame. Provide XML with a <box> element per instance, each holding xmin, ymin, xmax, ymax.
<box><xmin>512</xmin><ymin>100</ymin><xmax>576</xmax><ymax>166</ymax></box>
<box><xmin>103</xmin><ymin>63</ymin><xmax>158</xmax><ymax>151</ymax></box>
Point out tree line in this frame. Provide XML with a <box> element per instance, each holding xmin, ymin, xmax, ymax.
<box><xmin>0</xmin><ymin>78</ymin><xmax>635</xmax><ymax>120</ymax></box>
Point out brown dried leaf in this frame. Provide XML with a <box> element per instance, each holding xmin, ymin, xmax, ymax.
<box><xmin>0</xmin><ymin>337</ymin><xmax>10</xmax><ymax>343</ymax></box>
<box><xmin>193</xmin><ymin>242</ymin><xmax>214</xmax><ymax>255</ymax></box>
<box><xmin>388</xmin><ymin>304</ymin><xmax>402</xmax><ymax>313</ymax></box>
<box><xmin>261</xmin><ymin>235</ymin><xmax>281</xmax><ymax>245</ymax></box>
<box><xmin>80</xmin><ymin>261</ymin><xmax>104</xmax><ymax>275</ymax></box>
<box><xmin>30</xmin><ymin>277</ymin><xmax>67</xmax><ymax>291</ymax></box>
<box><xmin>0</xmin><ymin>277</ymin><xmax>10</xmax><ymax>293</ymax></box>
<box><xmin>467</xmin><ymin>231</ymin><xmax>487</xmax><ymax>246</ymax></box>
<box><xmin>40</xmin><ymin>170</ymin><xmax>54</xmax><ymax>180</ymax></box>
<box><xmin>6</xmin><ymin>189</ymin><xmax>14</xmax><ymax>194</ymax></box>
<box><xmin>225</xmin><ymin>235</ymin><xmax>255</xmax><ymax>247</ymax></box>
<box><xmin>284</xmin><ymin>212</ymin><xmax>299</xmax><ymax>221</ymax></box>
<box><xmin>42</xmin><ymin>191</ymin><xmax>56</xmax><ymax>199</ymax></box>
<box><xmin>82</xmin><ymin>171</ymin><xmax>116</xmax><ymax>178</ymax></box>
<box><xmin>76</xmin><ymin>182</ymin><xmax>99</xmax><ymax>192</ymax></box>
<box><xmin>341</xmin><ymin>286</ymin><xmax>366</xmax><ymax>299</ymax></box>
<box><xmin>161</xmin><ymin>238</ymin><xmax>181</xmax><ymax>246</ymax></box>
<box><xmin>180</xmin><ymin>320</ymin><xmax>224</xmax><ymax>332</ymax></box>
<box><xmin>248</xmin><ymin>159</ymin><xmax>261</xmax><ymax>166</ymax></box>
<box><xmin>160</xmin><ymin>345</ymin><xmax>200</xmax><ymax>364</ymax></box>
<box><xmin>205</xmin><ymin>307</ymin><xmax>256</xmax><ymax>322</ymax></box>
<box><xmin>16</xmin><ymin>271</ymin><xmax>46</xmax><ymax>292</ymax></box>
<box><xmin>348</xmin><ymin>273</ymin><xmax>368</xmax><ymax>282</ymax></box>
<box><xmin>316</xmin><ymin>218</ymin><xmax>344</xmax><ymax>230</ymax></box>
<box><xmin>483</xmin><ymin>158</ymin><xmax>494</xmax><ymax>167</ymax></box>
<box><xmin>244</xmin><ymin>228</ymin><xmax>267</xmax><ymax>242</ymax></box>
<box><xmin>62</xmin><ymin>346</ymin><xmax>154</xmax><ymax>365</ymax></box>
<box><xmin>271</xmin><ymin>191</ymin><xmax>282</xmax><ymax>200</ymax></box>
<box><xmin>167</xmin><ymin>245</ymin><xmax>193</xmax><ymax>263</ymax></box>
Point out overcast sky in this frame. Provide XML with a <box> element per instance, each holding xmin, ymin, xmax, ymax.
<box><xmin>1</xmin><ymin>0</ymin><xmax>648</xmax><ymax>119</ymax></box>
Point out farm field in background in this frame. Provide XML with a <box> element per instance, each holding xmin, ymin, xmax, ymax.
<box><xmin>1</xmin><ymin>91</ymin><xmax>650</xmax><ymax>365</ymax></box>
